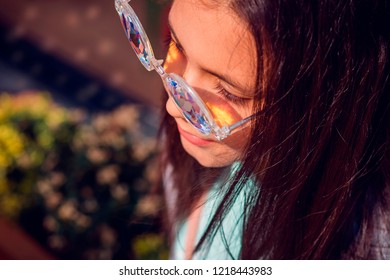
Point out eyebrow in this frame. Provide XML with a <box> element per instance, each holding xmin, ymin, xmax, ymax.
<box><xmin>167</xmin><ymin>18</ymin><xmax>249</xmax><ymax>92</ymax></box>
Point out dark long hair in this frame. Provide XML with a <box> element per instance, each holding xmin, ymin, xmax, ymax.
<box><xmin>159</xmin><ymin>0</ymin><xmax>390</xmax><ymax>259</ymax></box>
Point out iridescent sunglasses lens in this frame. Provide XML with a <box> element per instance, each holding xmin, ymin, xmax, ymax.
<box><xmin>165</xmin><ymin>76</ymin><xmax>212</xmax><ymax>135</ymax></box>
<box><xmin>116</xmin><ymin>1</ymin><xmax>216</xmax><ymax>137</ymax></box>
<box><xmin>120</xmin><ymin>11</ymin><xmax>151</xmax><ymax>69</ymax></box>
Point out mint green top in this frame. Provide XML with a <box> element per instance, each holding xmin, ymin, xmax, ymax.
<box><xmin>171</xmin><ymin>163</ymin><xmax>254</xmax><ymax>260</ymax></box>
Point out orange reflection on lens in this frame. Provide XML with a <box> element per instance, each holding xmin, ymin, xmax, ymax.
<box><xmin>206</xmin><ymin>102</ymin><xmax>236</xmax><ymax>127</ymax></box>
<box><xmin>164</xmin><ymin>43</ymin><xmax>180</xmax><ymax>70</ymax></box>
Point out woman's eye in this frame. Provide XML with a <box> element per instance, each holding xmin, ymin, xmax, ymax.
<box><xmin>163</xmin><ymin>32</ymin><xmax>249</xmax><ymax>106</ymax></box>
<box><xmin>213</xmin><ymin>82</ymin><xmax>250</xmax><ymax>106</ymax></box>
<box><xmin>164</xmin><ymin>33</ymin><xmax>184</xmax><ymax>55</ymax></box>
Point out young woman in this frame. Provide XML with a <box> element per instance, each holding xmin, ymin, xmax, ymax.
<box><xmin>159</xmin><ymin>0</ymin><xmax>390</xmax><ymax>259</ymax></box>
<box><xmin>115</xmin><ymin>0</ymin><xmax>390</xmax><ymax>259</ymax></box>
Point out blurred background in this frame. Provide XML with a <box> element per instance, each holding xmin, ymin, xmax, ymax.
<box><xmin>0</xmin><ymin>0</ymin><xmax>170</xmax><ymax>259</ymax></box>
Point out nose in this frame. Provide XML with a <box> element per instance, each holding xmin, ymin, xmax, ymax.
<box><xmin>165</xmin><ymin>95</ymin><xmax>182</xmax><ymax>119</ymax></box>
<box><xmin>181</xmin><ymin>65</ymin><xmax>202</xmax><ymax>91</ymax></box>
<box><xmin>164</xmin><ymin>66</ymin><xmax>201</xmax><ymax>122</ymax></box>
<box><xmin>163</xmin><ymin>42</ymin><xmax>207</xmax><ymax>124</ymax></box>
<box><xmin>164</xmin><ymin>61</ymin><xmax>200</xmax><ymax>122</ymax></box>
<box><xmin>164</xmin><ymin>43</ymin><xmax>201</xmax><ymax>92</ymax></box>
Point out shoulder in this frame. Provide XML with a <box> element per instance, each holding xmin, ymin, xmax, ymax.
<box><xmin>194</xmin><ymin>163</ymin><xmax>256</xmax><ymax>259</ymax></box>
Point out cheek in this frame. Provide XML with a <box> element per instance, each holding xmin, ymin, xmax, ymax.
<box><xmin>223</xmin><ymin>125</ymin><xmax>251</xmax><ymax>151</ymax></box>
<box><xmin>181</xmin><ymin>126</ymin><xmax>251</xmax><ymax>168</ymax></box>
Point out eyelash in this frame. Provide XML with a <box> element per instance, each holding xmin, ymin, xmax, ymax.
<box><xmin>213</xmin><ymin>81</ymin><xmax>249</xmax><ymax>106</ymax></box>
<box><xmin>164</xmin><ymin>32</ymin><xmax>184</xmax><ymax>54</ymax></box>
<box><xmin>164</xmin><ymin>32</ymin><xmax>248</xmax><ymax>106</ymax></box>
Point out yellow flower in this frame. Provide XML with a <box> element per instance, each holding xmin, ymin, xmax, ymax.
<box><xmin>46</xmin><ymin>107</ymin><xmax>68</xmax><ymax>130</ymax></box>
<box><xmin>12</xmin><ymin>91</ymin><xmax>50</xmax><ymax>118</ymax></box>
<box><xmin>0</xmin><ymin>124</ymin><xmax>24</xmax><ymax>167</ymax></box>
<box><xmin>0</xmin><ymin>153</ymin><xmax>10</xmax><ymax>169</ymax></box>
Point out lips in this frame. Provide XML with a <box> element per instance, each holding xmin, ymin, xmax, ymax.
<box><xmin>177</xmin><ymin>126</ymin><xmax>214</xmax><ymax>146</ymax></box>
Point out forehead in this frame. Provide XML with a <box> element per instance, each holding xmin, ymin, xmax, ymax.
<box><xmin>169</xmin><ymin>0</ymin><xmax>257</xmax><ymax>93</ymax></box>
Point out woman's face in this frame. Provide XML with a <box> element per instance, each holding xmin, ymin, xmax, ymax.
<box><xmin>165</xmin><ymin>0</ymin><xmax>257</xmax><ymax>167</ymax></box>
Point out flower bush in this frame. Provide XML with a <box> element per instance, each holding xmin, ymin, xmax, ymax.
<box><xmin>0</xmin><ymin>91</ymin><xmax>167</xmax><ymax>259</ymax></box>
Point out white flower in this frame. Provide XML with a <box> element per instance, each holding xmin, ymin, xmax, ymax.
<box><xmin>136</xmin><ymin>195</ymin><xmax>161</xmax><ymax>217</ymax></box>
<box><xmin>110</xmin><ymin>183</ymin><xmax>129</xmax><ymax>202</ymax></box>
<box><xmin>58</xmin><ymin>200</ymin><xmax>78</xmax><ymax>221</ymax></box>
<box><xmin>96</xmin><ymin>165</ymin><xmax>120</xmax><ymax>185</ymax></box>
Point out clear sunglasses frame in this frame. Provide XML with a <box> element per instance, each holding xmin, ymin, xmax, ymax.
<box><xmin>115</xmin><ymin>0</ymin><xmax>255</xmax><ymax>140</ymax></box>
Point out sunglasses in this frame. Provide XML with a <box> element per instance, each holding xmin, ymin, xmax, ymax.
<box><xmin>115</xmin><ymin>0</ymin><xmax>255</xmax><ymax>140</ymax></box>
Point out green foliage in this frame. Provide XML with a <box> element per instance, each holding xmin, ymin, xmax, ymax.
<box><xmin>133</xmin><ymin>234</ymin><xmax>169</xmax><ymax>260</ymax></box>
<box><xmin>0</xmin><ymin>92</ymin><xmax>71</xmax><ymax>218</ymax></box>
<box><xmin>0</xmin><ymin>91</ymin><xmax>167</xmax><ymax>259</ymax></box>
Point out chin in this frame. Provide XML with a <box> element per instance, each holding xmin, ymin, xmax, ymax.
<box><xmin>193</xmin><ymin>155</ymin><xmax>225</xmax><ymax>168</ymax></box>
<box><xmin>180</xmin><ymin>137</ymin><xmax>237</xmax><ymax>168</ymax></box>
